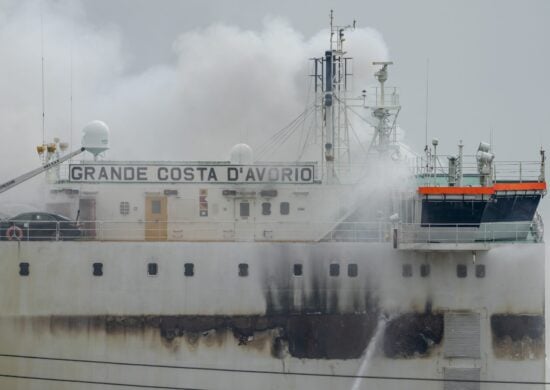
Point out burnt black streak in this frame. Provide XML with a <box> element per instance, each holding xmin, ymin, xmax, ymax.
<box><xmin>286</xmin><ymin>313</ymin><xmax>377</xmax><ymax>359</ymax></box>
<box><xmin>383</xmin><ymin>313</ymin><xmax>444</xmax><ymax>358</ymax></box>
<box><xmin>491</xmin><ymin>314</ymin><xmax>544</xmax><ymax>341</ymax></box>
<box><xmin>49</xmin><ymin>314</ymin><xmax>377</xmax><ymax>360</ymax></box>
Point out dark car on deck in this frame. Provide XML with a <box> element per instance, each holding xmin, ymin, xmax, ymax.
<box><xmin>0</xmin><ymin>212</ymin><xmax>81</xmax><ymax>241</ymax></box>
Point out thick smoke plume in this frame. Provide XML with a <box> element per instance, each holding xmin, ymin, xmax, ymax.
<box><xmin>0</xmin><ymin>0</ymin><xmax>389</xmax><ymax>213</ymax></box>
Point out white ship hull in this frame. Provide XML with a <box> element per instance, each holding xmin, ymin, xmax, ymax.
<box><xmin>0</xmin><ymin>241</ymin><xmax>544</xmax><ymax>389</ymax></box>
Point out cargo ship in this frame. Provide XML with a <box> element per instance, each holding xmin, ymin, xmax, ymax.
<box><xmin>0</xmin><ymin>14</ymin><xmax>546</xmax><ymax>390</ymax></box>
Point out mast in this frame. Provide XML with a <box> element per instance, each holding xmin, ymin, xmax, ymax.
<box><xmin>311</xmin><ymin>11</ymin><xmax>355</xmax><ymax>183</ymax></box>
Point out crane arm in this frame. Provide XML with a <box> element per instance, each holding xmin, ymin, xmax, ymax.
<box><xmin>0</xmin><ymin>147</ymin><xmax>86</xmax><ymax>194</ymax></box>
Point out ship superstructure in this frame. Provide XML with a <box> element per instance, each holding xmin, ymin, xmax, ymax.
<box><xmin>0</xmin><ymin>14</ymin><xmax>546</xmax><ymax>390</ymax></box>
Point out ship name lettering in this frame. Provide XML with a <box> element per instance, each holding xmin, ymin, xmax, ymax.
<box><xmin>137</xmin><ymin>167</ymin><xmax>147</xmax><ymax>181</ymax></box>
<box><xmin>207</xmin><ymin>168</ymin><xmax>217</xmax><ymax>181</ymax></box>
<box><xmin>71</xmin><ymin>166</ymin><xmax>82</xmax><ymax>180</ymax></box>
<box><xmin>281</xmin><ymin>167</ymin><xmax>292</xmax><ymax>182</ymax></box>
<box><xmin>157</xmin><ymin>167</ymin><xmax>168</xmax><ymax>181</ymax></box>
<box><xmin>227</xmin><ymin>167</ymin><xmax>238</xmax><ymax>181</ymax></box>
<box><xmin>98</xmin><ymin>167</ymin><xmax>109</xmax><ymax>180</ymax></box>
<box><xmin>85</xmin><ymin>166</ymin><xmax>95</xmax><ymax>180</ymax></box>
<box><xmin>301</xmin><ymin>167</ymin><xmax>312</xmax><ymax>181</ymax></box>
<box><xmin>183</xmin><ymin>167</ymin><xmax>194</xmax><ymax>181</ymax></box>
<box><xmin>70</xmin><ymin>164</ymin><xmax>314</xmax><ymax>183</ymax></box>
<box><xmin>123</xmin><ymin>167</ymin><xmax>135</xmax><ymax>180</ymax></box>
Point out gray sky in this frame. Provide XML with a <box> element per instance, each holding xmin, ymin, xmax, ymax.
<box><xmin>81</xmin><ymin>0</ymin><xmax>550</xmax><ymax>158</ymax></box>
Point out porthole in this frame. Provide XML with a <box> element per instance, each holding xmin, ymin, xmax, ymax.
<box><xmin>329</xmin><ymin>263</ymin><xmax>340</xmax><ymax>277</ymax></box>
<box><xmin>93</xmin><ymin>262</ymin><xmax>103</xmax><ymax>276</ymax></box>
<box><xmin>402</xmin><ymin>264</ymin><xmax>412</xmax><ymax>277</ymax></box>
<box><xmin>147</xmin><ymin>262</ymin><xmax>158</xmax><ymax>276</ymax></box>
<box><xmin>457</xmin><ymin>264</ymin><xmax>467</xmax><ymax>278</ymax></box>
<box><xmin>184</xmin><ymin>263</ymin><xmax>194</xmax><ymax>277</ymax></box>
<box><xmin>420</xmin><ymin>264</ymin><xmax>430</xmax><ymax>277</ymax></box>
<box><xmin>19</xmin><ymin>262</ymin><xmax>29</xmax><ymax>276</ymax></box>
<box><xmin>239</xmin><ymin>263</ymin><xmax>249</xmax><ymax>277</ymax></box>
<box><xmin>280</xmin><ymin>202</ymin><xmax>290</xmax><ymax>215</ymax></box>
<box><xmin>348</xmin><ymin>263</ymin><xmax>358</xmax><ymax>277</ymax></box>
<box><xmin>475</xmin><ymin>264</ymin><xmax>485</xmax><ymax>278</ymax></box>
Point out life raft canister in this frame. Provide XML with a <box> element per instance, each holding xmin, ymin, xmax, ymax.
<box><xmin>6</xmin><ymin>225</ymin><xmax>23</xmax><ymax>241</ymax></box>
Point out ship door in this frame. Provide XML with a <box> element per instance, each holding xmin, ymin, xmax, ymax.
<box><xmin>145</xmin><ymin>195</ymin><xmax>167</xmax><ymax>241</ymax></box>
<box><xmin>234</xmin><ymin>198</ymin><xmax>255</xmax><ymax>240</ymax></box>
<box><xmin>79</xmin><ymin>198</ymin><xmax>96</xmax><ymax>239</ymax></box>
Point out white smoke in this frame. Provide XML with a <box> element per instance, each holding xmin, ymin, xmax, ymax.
<box><xmin>0</xmin><ymin>0</ymin><xmax>389</xmax><ymax>213</ymax></box>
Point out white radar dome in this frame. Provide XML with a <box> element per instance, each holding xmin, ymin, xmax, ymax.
<box><xmin>82</xmin><ymin>120</ymin><xmax>110</xmax><ymax>156</ymax></box>
<box><xmin>230</xmin><ymin>143</ymin><xmax>253</xmax><ymax>164</ymax></box>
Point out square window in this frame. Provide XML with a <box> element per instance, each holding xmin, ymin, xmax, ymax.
<box><xmin>402</xmin><ymin>264</ymin><xmax>412</xmax><ymax>277</ymax></box>
<box><xmin>184</xmin><ymin>263</ymin><xmax>194</xmax><ymax>277</ymax></box>
<box><xmin>348</xmin><ymin>264</ymin><xmax>358</xmax><ymax>277</ymax></box>
<box><xmin>19</xmin><ymin>262</ymin><xmax>29</xmax><ymax>276</ymax></box>
<box><xmin>239</xmin><ymin>263</ymin><xmax>249</xmax><ymax>277</ymax></box>
<box><xmin>420</xmin><ymin>264</ymin><xmax>430</xmax><ymax>277</ymax></box>
<box><xmin>120</xmin><ymin>201</ymin><xmax>130</xmax><ymax>215</ymax></box>
<box><xmin>262</xmin><ymin>202</ymin><xmax>271</xmax><ymax>216</ymax></box>
<box><xmin>293</xmin><ymin>264</ymin><xmax>303</xmax><ymax>276</ymax></box>
<box><xmin>457</xmin><ymin>264</ymin><xmax>467</xmax><ymax>278</ymax></box>
<box><xmin>151</xmin><ymin>200</ymin><xmax>161</xmax><ymax>214</ymax></box>
<box><xmin>280</xmin><ymin>202</ymin><xmax>290</xmax><ymax>215</ymax></box>
<box><xmin>240</xmin><ymin>202</ymin><xmax>250</xmax><ymax>217</ymax></box>
<box><xmin>329</xmin><ymin>263</ymin><xmax>340</xmax><ymax>277</ymax></box>
<box><xmin>147</xmin><ymin>262</ymin><xmax>158</xmax><ymax>276</ymax></box>
<box><xmin>475</xmin><ymin>264</ymin><xmax>485</xmax><ymax>278</ymax></box>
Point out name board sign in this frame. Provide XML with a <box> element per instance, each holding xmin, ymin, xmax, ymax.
<box><xmin>68</xmin><ymin>164</ymin><xmax>316</xmax><ymax>184</ymax></box>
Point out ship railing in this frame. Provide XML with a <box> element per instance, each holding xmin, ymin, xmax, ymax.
<box><xmin>0</xmin><ymin>219</ymin><xmax>393</xmax><ymax>243</ymax></box>
<box><xmin>364</xmin><ymin>86</ymin><xmax>400</xmax><ymax>108</ymax></box>
<box><xmin>1</xmin><ymin>220</ymin><xmax>541</xmax><ymax>244</ymax></box>
<box><xmin>397</xmin><ymin>222</ymin><xmax>541</xmax><ymax>246</ymax></box>
<box><xmin>413</xmin><ymin>156</ymin><xmax>543</xmax><ymax>184</ymax></box>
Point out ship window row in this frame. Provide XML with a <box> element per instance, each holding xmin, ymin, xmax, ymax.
<box><xmin>241</xmin><ymin>201</ymin><xmax>291</xmax><ymax>217</ymax></box>
<box><xmin>17</xmin><ymin>261</ymin><xmax>360</xmax><ymax>278</ymax></box>
<box><xmin>402</xmin><ymin>264</ymin><xmax>486</xmax><ymax>278</ymax></box>
<box><xmin>294</xmin><ymin>263</ymin><xmax>358</xmax><ymax>277</ymax></box>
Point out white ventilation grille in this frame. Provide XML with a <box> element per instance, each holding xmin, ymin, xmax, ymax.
<box><xmin>444</xmin><ymin>368</ymin><xmax>480</xmax><ymax>390</ymax></box>
<box><xmin>444</xmin><ymin>312</ymin><xmax>480</xmax><ymax>358</ymax></box>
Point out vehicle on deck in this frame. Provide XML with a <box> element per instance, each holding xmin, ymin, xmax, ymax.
<box><xmin>0</xmin><ymin>212</ymin><xmax>81</xmax><ymax>241</ymax></box>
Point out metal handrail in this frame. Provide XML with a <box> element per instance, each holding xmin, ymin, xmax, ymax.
<box><xmin>0</xmin><ymin>219</ymin><xmax>542</xmax><ymax>244</ymax></box>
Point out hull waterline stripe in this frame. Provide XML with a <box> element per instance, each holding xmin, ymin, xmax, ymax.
<box><xmin>0</xmin><ymin>353</ymin><xmax>548</xmax><ymax>386</ymax></box>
